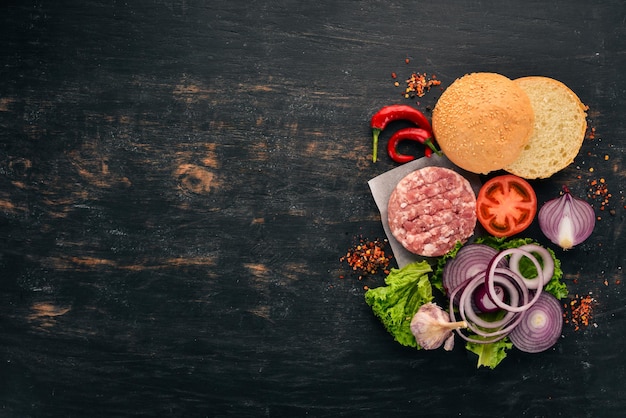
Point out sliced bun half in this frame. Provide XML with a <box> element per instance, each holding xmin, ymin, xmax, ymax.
<box><xmin>504</xmin><ymin>76</ymin><xmax>588</xmax><ymax>179</ymax></box>
<box><xmin>432</xmin><ymin>72</ymin><xmax>535</xmax><ymax>175</ymax></box>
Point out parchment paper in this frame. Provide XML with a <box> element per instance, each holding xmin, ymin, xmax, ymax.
<box><xmin>368</xmin><ymin>155</ymin><xmax>483</xmax><ymax>269</ymax></box>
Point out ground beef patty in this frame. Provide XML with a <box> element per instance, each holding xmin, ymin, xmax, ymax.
<box><xmin>387</xmin><ymin>166</ymin><xmax>477</xmax><ymax>257</ymax></box>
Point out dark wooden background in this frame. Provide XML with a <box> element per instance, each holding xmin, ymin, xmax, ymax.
<box><xmin>1</xmin><ymin>0</ymin><xmax>625</xmax><ymax>417</ymax></box>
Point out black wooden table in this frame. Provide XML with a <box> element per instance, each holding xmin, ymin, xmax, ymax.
<box><xmin>1</xmin><ymin>1</ymin><xmax>624</xmax><ymax>417</ymax></box>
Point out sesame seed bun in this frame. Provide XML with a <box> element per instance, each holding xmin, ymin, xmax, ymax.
<box><xmin>432</xmin><ymin>72</ymin><xmax>535</xmax><ymax>175</ymax></box>
<box><xmin>504</xmin><ymin>76</ymin><xmax>588</xmax><ymax>179</ymax></box>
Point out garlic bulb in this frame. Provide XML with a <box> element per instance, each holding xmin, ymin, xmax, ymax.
<box><xmin>410</xmin><ymin>302</ymin><xmax>467</xmax><ymax>350</ymax></box>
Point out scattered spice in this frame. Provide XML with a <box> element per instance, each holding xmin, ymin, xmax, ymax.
<box><xmin>340</xmin><ymin>237</ymin><xmax>392</xmax><ymax>280</ymax></box>
<box><xmin>587</xmin><ymin>126</ymin><xmax>596</xmax><ymax>139</ymax></box>
<box><xmin>400</xmin><ymin>72</ymin><xmax>442</xmax><ymax>98</ymax></box>
<box><xmin>563</xmin><ymin>294</ymin><xmax>595</xmax><ymax>331</ymax></box>
<box><xmin>587</xmin><ymin>177</ymin><xmax>612</xmax><ymax>212</ymax></box>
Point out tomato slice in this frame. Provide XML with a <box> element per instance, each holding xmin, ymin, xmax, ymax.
<box><xmin>476</xmin><ymin>175</ymin><xmax>537</xmax><ymax>237</ymax></box>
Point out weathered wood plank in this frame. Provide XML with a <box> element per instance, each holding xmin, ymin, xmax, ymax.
<box><xmin>0</xmin><ymin>0</ymin><xmax>624</xmax><ymax>416</ymax></box>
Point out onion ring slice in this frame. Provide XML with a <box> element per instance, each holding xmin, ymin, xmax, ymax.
<box><xmin>486</xmin><ymin>249</ymin><xmax>543</xmax><ymax>313</ymax></box>
<box><xmin>508</xmin><ymin>244</ymin><xmax>554</xmax><ymax>289</ymax></box>
<box><xmin>462</xmin><ymin>272</ymin><xmax>521</xmax><ymax>330</ymax></box>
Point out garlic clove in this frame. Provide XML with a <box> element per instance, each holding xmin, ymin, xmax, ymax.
<box><xmin>410</xmin><ymin>302</ymin><xmax>467</xmax><ymax>350</ymax></box>
<box><xmin>443</xmin><ymin>334</ymin><xmax>455</xmax><ymax>351</ymax></box>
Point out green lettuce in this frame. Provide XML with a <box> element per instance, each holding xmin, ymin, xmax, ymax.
<box><xmin>466</xmin><ymin>337</ymin><xmax>514</xmax><ymax>369</ymax></box>
<box><xmin>432</xmin><ymin>240</ymin><xmax>464</xmax><ymax>294</ymax></box>
<box><xmin>364</xmin><ymin>261</ymin><xmax>433</xmax><ymax>348</ymax></box>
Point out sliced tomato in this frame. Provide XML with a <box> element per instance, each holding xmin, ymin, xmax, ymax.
<box><xmin>476</xmin><ymin>174</ymin><xmax>537</xmax><ymax>237</ymax></box>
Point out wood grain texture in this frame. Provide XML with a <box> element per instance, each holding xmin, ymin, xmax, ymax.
<box><xmin>0</xmin><ymin>0</ymin><xmax>625</xmax><ymax>417</ymax></box>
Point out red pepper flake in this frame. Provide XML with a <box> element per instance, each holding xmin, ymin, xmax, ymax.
<box><xmin>400</xmin><ymin>72</ymin><xmax>442</xmax><ymax>98</ymax></box>
<box><xmin>587</xmin><ymin>177</ymin><xmax>613</xmax><ymax>213</ymax></box>
<box><xmin>587</xmin><ymin>126</ymin><xmax>596</xmax><ymax>139</ymax></box>
<box><xmin>391</xmin><ymin>72</ymin><xmax>397</xmax><ymax>79</ymax></box>
<box><xmin>340</xmin><ymin>237</ymin><xmax>392</xmax><ymax>280</ymax></box>
<box><xmin>563</xmin><ymin>294</ymin><xmax>595</xmax><ymax>331</ymax></box>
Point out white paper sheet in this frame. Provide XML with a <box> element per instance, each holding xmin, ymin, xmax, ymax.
<box><xmin>368</xmin><ymin>155</ymin><xmax>483</xmax><ymax>268</ymax></box>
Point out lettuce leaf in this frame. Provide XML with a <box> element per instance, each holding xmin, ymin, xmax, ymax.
<box><xmin>465</xmin><ymin>337</ymin><xmax>513</xmax><ymax>369</ymax></box>
<box><xmin>475</xmin><ymin>235</ymin><xmax>535</xmax><ymax>250</ymax></box>
<box><xmin>364</xmin><ymin>261</ymin><xmax>433</xmax><ymax>348</ymax></box>
<box><xmin>432</xmin><ymin>240</ymin><xmax>464</xmax><ymax>294</ymax></box>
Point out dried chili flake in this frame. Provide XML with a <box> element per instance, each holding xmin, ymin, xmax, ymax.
<box><xmin>587</xmin><ymin>177</ymin><xmax>612</xmax><ymax>212</ymax></box>
<box><xmin>340</xmin><ymin>237</ymin><xmax>392</xmax><ymax>280</ymax></box>
<box><xmin>563</xmin><ymin>294</ymin><xmax>595</xmax><ymax>331</ymax></box>
<box><xmin>400</xmin><ymin>72</ymin><xmax>442</xmax><ymax>98</ymax></box>
<box><xmin>587</xmin><ymin>126</ymin><xmax>596</xmax><ymax>140</ymax></box>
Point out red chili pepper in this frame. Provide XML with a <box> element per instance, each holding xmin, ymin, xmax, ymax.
<box><xmin>387</xmin><ymin>127</ymin><xmax>436</xmax><ymax>163</ymax></box>
<box><xmin>370</xmin><ymin>104</ymin><xmax>435</xmax><ymax>162</ymax></box>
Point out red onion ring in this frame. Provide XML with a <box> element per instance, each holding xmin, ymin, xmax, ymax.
<box><xmin>461</xmin><ymin>272</ymin><xmax>521</xmax><ymax>330</ymax></box>
<box><xmin>508</xmin><ymin>244</ymin><xmax>554</xmax><ymax>289</ymax></box>
<box><xmin>448</xmin><ymin>272</ymin><xmax>524</xmax><ymax>343</ymax></box>
<box><xmin>508</xmin><ymin>292</ymin><xmax>563</xmax><ymax>353</ymax></box>
<box><xmin>442</xmin><ymin>244</ymin><xmax>507</xmax><ymax>299</ymax></box>
<box><xmin>460</xmin><ymin>278</ymin><xmax>522</xmax><ymax>338</ymax></box>
<box><xmin>486</xmin><ymin>249</ymin><xmax>543</xmax><ymax>313</ymax></box>
<box><xmin>448</xmin><ymin>284</ymin><xmax>508</xmax><ymax>344</ymax></box>
<box><xmin>473</xmin><ymin>283</ymin><xmax>505</xmax><ymax>313</ymax></box>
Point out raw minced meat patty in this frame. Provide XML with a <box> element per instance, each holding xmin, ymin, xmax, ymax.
<box><xmin>387</xmin><ymin>166</ymin><xmax>477</xmax><ymax>257</ymax></box>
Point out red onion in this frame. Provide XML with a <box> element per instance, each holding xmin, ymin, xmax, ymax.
<box><xmin>448</xmin><ymin>279</ymin><xmax>511</xmax><ymax>345</ymax></box>
<box><xmin>508</xmin><ymin>292</ymin><xmax>563</xmax><ymax>353</ymax></box>
<box><xmin>459</xmin><ymin>272</ymin><xmax>523</xmax><ymax>337</ymax></box>
<box><xmin>473</xmin><ymin>283</ymin><xmax>505</xmax><ymax>313</ymax></box>
<box><xmin>442</xmin><ymin>244</ymin><xmax>506</xmax><ymax>295</ymax></box>
<box><xmin>508</xmin><ymin>244</ymin><xmax>554</xmax><ymax>289</ymax></box>
<box><xmin>485</xmin><ymin>249</ymin><xmax>543</xmax><ymax>313</ymax></box>
<box><xmin>538</xmin><ymin>187</ymin><xmax>595</xmax><ymax>250</ymax></box>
